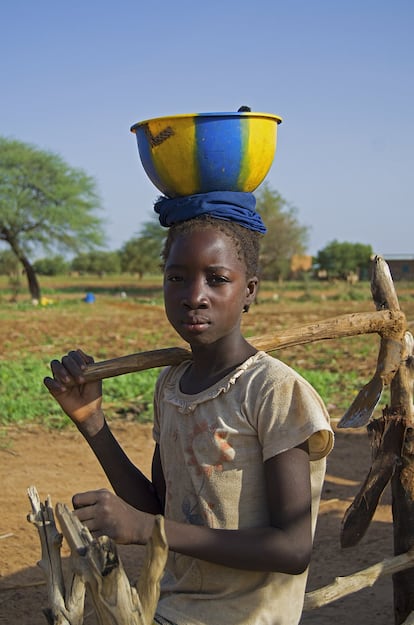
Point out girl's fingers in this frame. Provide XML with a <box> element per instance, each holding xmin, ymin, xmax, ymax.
<box><xmin>43</xmin><ymin>375</ymin><xmax>64</xmax><ymax>395</ymax></box>
<box><xmin>72</xmin><ymin>488</ymin><xmax>111</xmax><ymax>510</ymax></box>
<box><xmin>77</xmin><ymin>349</ymin><xmax>95</xmax><ymax>365</ymax></box>
<box><xmin>61</xmin><ymin>352</ymin><xmax>88</xmax><ymax>380</ymax></box>
<box><xmin>72</xmin><ymin>490</ymin><xmax>101</xmax><ymax>509</ymax></box>
<box><xmin>48</xmin><ymin>350</ymin><xmax>91</xmax><ymax>384</ymax></box>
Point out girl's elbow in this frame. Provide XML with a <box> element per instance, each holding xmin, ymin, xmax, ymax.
<box><xmin>284</xmin><ymin>545</ymin><xmax>312</xmax><ymax>575</ymax></box>
<box><xmin>268</xmin><ymin>542</ymin><xmax>312</xmax><ymax>575</ymax></box>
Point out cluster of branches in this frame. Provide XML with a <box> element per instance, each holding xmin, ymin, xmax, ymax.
<box><xmin>0</xmin><ymin>136</ymin><xmax>374</xmax><ymax>301</ymax></box>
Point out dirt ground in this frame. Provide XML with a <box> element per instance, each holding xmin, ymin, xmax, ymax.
<box><xmin>0</xmin><ymin>420</ymin><xmax>397</xmax><ymax>625</ymax></box>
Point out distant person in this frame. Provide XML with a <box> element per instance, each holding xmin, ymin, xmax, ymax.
<box><xmin>44</xmin><ymin>191</ymin><xmax>333</xmax><ymax>625</ymax></box>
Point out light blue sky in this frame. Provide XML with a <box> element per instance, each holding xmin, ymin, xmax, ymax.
<box><xmin>1</xmin><ymin>0</ymin><xmax>413</xmax><ymax>256</ymax></box>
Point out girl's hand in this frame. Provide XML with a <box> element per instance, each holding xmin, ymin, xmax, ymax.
<box><xmin>72</xmin><ymin>489</ymin><xmax>154</xmax><ymax>545</ymax></box>
<box><xmin>44</xmin><ymin>349</ymin><xmax>104</xmax><ymax>435</ymax></box>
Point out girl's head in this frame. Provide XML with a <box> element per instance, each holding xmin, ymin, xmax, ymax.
<box><xmin>161</xmin><ymin>215</ymin><xmax>261</xmax><ymax>279</ymax></box>
<box><xmin>161</xmin><ymin>217</ymin><xmax>261</xmax><ymax>348</ymax></box>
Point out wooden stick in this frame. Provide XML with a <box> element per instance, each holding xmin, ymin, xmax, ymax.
<box><xmin>78</xmin><ymin>309</ymin><xmax>405</xmax><ymax>384</ymax></box>
<box><xmin>303</xmin><ymin>547</ymin><xmax>414</xmax><ymax>610</ymax></box>
<box><xmin>371</xmin><ymin>255</ymin><xmax>401</xmax><ymax>312</ymax></box>
<box><xmin>340</xmin><ymin>414</ymin><xmax>406</xmax><ymax>547</ymax></box>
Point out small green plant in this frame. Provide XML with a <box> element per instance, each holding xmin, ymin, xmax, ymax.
<box><xmin>295</xmin><ymin>366</ymin><xmax>362</xmax><ymax>418</ymax></box>
<box><xmin>0</xmin><ymin>357</ymin><xmax>160</xmax><ymax>427</ymax></box>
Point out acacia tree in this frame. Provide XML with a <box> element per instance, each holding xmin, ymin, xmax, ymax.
<box><xmin>255</xmin><ymin>185</ymin><xmax>309</xmax><ymax>281</ymax></box>
<box><xmin>0</xmin><ymin>137</ymin><xmax>105</xmax><ymax>300</ymax></box>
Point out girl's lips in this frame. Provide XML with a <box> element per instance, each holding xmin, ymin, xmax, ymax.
<box><xmin>182</xmin><ymin>318</ymin><xmax>210</xmax><ymax>332</ymax></box>
<box><xmin>183</xmin><ymin>316</ymin><xmax>210</xmax><ymax>325</ymax></box>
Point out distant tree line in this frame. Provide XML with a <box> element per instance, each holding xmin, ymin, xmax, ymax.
<box><xmin>0</xmin><ymin>137</ymin><xmax>374</xmax><ymax>300</ymax></box>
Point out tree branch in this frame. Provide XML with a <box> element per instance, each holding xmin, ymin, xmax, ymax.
<box><xmin>303</xmin><ymin>548</ymin><xmax>414</xmax><ymax>611</ymax></box>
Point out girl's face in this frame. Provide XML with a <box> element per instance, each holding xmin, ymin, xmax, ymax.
<box><xmin>163</xmin><ymin>227</ymin><xmax>258</xmax><ymax>349</ymax></box>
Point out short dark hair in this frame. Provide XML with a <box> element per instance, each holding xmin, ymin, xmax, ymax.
<box><xmin>161</xmin><ymin>215</ymin><xmax>262</xmax><ymax>277</ymax></box>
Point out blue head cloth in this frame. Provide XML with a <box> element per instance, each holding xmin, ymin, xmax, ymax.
<box><xmin>154</xmin><ymin>191</ymin><xmax>267</xmax><ymax>234</ymax></box>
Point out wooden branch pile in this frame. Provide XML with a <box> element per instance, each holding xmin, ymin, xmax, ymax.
<box><xmin>302</xmin><ymin>257</ymin><xmax>414</xmax><ymax>623</ymax></box>
<box><xmin>27</xmin><ymin>486</ymin><xmax>168</xmax><ymax>625</ymax></box>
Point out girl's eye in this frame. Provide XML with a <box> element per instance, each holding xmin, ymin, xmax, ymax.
<box><xmin>166</xmin><ymin>275</ymin><xmax>183</xmax><ymax>282</ymax></box>
<box><xmin>209</xmin><ymin>274</ymin><xmax>229</xmax><ymax>285</ymax></box>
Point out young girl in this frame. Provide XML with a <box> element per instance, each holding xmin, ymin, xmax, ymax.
<box><xmin>44</xmin><ymin>191</ymin><xmax>333</xmax><ymax>625</ymax></box>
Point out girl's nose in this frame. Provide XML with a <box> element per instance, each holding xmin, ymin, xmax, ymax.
<box><xmin>182</xmin><ymin>280</ymin><xmax>208</xmax><ymax>309</ymax></box>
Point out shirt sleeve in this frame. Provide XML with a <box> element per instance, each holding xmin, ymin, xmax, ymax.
<box><xmin>247</xmin><ymin>360</ymin><xmax>334</xmax><ymax>462</ymax></box>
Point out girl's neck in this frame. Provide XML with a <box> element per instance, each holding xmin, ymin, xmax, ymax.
<box><xmin>180</xmin><ymin>337</ymin><xmax>257</xmax><ymax>395</ymax></box>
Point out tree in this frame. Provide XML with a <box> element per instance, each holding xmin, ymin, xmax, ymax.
<box><xmin>255</xmin><ymin>185</ymin><xmax>309</xmax><ymax>281</ymax></box>
<box><xmin>315</xmin><ymin>240</ymin><xmax>373</xmax><ymax>280</ymax></box>
<box><xmin>120</xmin><ymin>215</ymin><xmax>165</xmax><ymax>278</ymax></box>
<box><xmin>0</xmin><ymin>137</ymin><xmax>105</xmax><ymax>301</ymax></box>
<box><xmin>71</xmin><ymin>250</ymin><xmax>121</xmax><ymax>275</ymax></box>
<box><xmin>0</xmin><ymin>249</ymin><xmax>20</xmax><ymax>276</ymax></box>
<box><xmin>33</xmin><ymin>255</ymin><xmax>70</xmax><ymax>276</ymax></box>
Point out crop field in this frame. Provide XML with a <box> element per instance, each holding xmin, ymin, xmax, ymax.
<box><xmin>1</xmin><ymin>273</ymin><xmax>413</xmax><ymax>428</ymax></box>
<box><xmin>1</xmin><ymin>273</ymin><xmax>414</xmax><ymax>624</ymax></box>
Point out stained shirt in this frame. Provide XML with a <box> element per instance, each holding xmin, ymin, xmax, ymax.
<box><xmin>153</xmin><ymin>351</ymin><xmax>334</xmax><ymax>625</ymax></box>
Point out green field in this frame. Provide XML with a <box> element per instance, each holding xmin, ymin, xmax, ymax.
<box><xmin>1</xmin><ymin>274</ymin><xmax>413</xmax><ymax>429</ymax></box>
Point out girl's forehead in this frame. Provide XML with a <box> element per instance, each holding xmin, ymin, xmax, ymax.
<box><xmin>170</xmin><ymin>227</ymin><xmax>236</xmax><ymax>254</ymax></box>
<box><xmin>167</xmin><ymin>227</ymin><xmax>243</xmax><ymax>267</ymax></box>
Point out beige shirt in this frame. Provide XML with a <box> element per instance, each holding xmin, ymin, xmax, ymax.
<box><xmin>153</xmin><ymin>351</ymin><xmax>333</xmax><ymax>625</ymax></box>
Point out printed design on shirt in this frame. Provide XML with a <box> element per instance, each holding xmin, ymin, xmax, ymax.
<box><xmin>185</xmin><ymin>420</ymin><xmax>236</xmax><ymax>477</ymax></box>
<box><xmin>178</xmin><ymin>420</ymin><xmax>237</xmax><ymax>526</ymax></box>
<box><xmin>181</xmin><ymin>493</ymin><xmax>205</xmax><ymax>525</ymax></box>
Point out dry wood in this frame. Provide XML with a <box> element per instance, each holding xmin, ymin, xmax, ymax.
<box><xmin>391</xmin><ymin>332</ymin><xmax>414</xmax><ymax>427</ymax></box>
<box><xmin>338</xmin><ymin>258</ymin><xmax>406</xmax><ymax>428</ymax></box>
<box><xmin>337</xmin><ymin>334</ymin><xmax>404</xmax><ymax>428</ymax></box>
<box><xmin>340</xmin><ymin>414</ymin><xmax>406</xmax><ymax>547</ymax></box>
<box><xmin>371</xmin><ymin>255</ymin><xmax>401</xmax><ymax>312</ymax></box>
<box><xmin>77</xmin><ymin>309</ymin><xmax>405</xmax><ymax>385</ymax></box>
<box><xmin>303</xmin><ymin>547</ymin><xmax>414</xmax><ymax>610</ymax></box>
<box><xmin>388</xmin><ymin>332</ymin><xmax>414</xmax><ymax>623</ymax></box>
<box><xmin>28</xmin><ymin>487</ymin><xmax>168</xmax><ymax>625</ymax></box>
<box><xmin>27</xmin><ymin>486</ymin><xmax>84</xmax><ymax>625</ymax></box>
<box><xmin>55</xmin><ymin>503</ymin><xmax>168</xmax><ymax>625</ymax></box>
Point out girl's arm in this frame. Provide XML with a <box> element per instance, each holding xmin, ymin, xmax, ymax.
<box><xmin>160</xmin><ymin>442</ymin><xmax>312</xmax><ymax>574</ymax></box>
<box><xmin>73</xmin><ymin>442</ymin><xmax>313</xmax><ymax>575</ymax></box>
<box><xmin>43</xmin><ymin>349</ymin><xmax>162</xmax><ymax>514</ymax></box>
<box><xmin>80</xmin><ymin>420</ymin><xmax>163</xmax><ymax>514</ymax></box>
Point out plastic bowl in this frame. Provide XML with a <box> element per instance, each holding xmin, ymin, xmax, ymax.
<box><xmin>130</xmin><ymin>111</ymin><xmax>282</xmax><ymax>198</ymax></box>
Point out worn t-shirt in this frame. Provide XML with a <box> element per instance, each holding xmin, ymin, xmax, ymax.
<box><xmin>153</xmin><ymin>351</ymin><xmax>334</xmax><ymax>625</ymax></box>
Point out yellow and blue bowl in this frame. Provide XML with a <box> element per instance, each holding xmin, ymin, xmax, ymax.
<box><xmin>130</xmin><ymin>111</ymin><xmax>282</xmax><ymax>198</ymax></box>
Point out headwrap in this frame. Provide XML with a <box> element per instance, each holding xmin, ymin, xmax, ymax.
<box><xmin>154</xmin><ymin>191</ymin><xmax>267</xmax><ymax>234</ymax></box>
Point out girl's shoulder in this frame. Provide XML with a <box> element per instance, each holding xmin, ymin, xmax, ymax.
<box><xmin>242</xmin><ymin>351</ymin><xmax>307</xmax><ymax>386</ymax></box>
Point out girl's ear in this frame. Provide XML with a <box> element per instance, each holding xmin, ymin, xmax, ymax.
<box><xmin>244</xmin><ymin>276</ymin><xmax>259</xmax><ymax>312</ymax></box>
